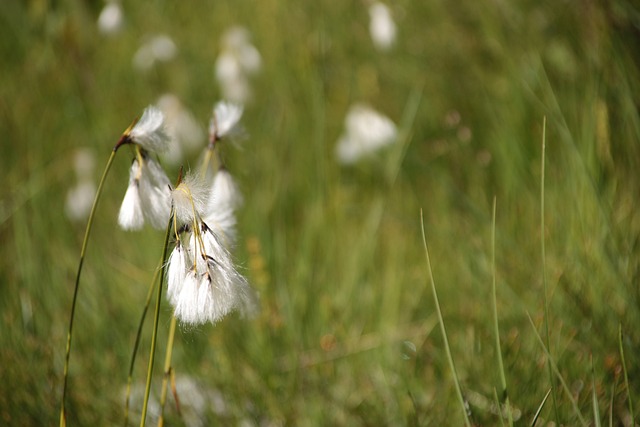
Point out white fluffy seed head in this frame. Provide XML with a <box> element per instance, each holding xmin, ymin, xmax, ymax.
<box><xmin>138</xmin><ymin>155</ymin><xmax>172</xmax><ymax>229</ymax></box>
<box><xmin>335</xmin><ymin>104</ymin><xmax>397</xmax><ymax>165</ymax></box>
<box><xmin>171</xmin><ymin>173</ymin><xmax>210</xmax><ymax>225</ymax></box>
<box><xmin>128</xmin><ymin>106</ymin><xmax>171</xmax><ymax>153</ymax></box>
<box><xmin>210</xmin><ymin>101</ymin><xmax>243</xmax><ymax>140</ymax></box>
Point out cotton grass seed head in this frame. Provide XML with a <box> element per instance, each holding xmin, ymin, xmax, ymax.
<box><xmin>171</xmin><ymin>173</ymin><xmax>210</xmax><ymax>225</ymax></box>
<box><xmin>209</xmin><ymin>101</ymin><xmax>243</xmax><ymax>142</ymax></box>
<box><xmin>335</xmin><ymin>103</ymin><xmax>397</xmax><ymax>165</ymax></box>
<box><xmin>125</xmin><ymin>106</ymin><xmax>171</xmax><ymax>153</ymax></box>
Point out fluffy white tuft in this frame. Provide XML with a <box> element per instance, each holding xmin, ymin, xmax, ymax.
<box><xmin>129</xmin><ymin>106</ymin><xmax>171</xmax><ymax>153</ymax></box>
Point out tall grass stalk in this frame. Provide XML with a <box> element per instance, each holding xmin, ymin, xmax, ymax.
<box><xmin>420</xmin><ymin>209</ymin><xmax>471</xmax><ymax>427</ymax></box>
<box><xmin>618</xmin><ymin>325</ymin><xmax>635</xmax><ymax>425</ymax></box>
<box><xmin>157</xmin><ymin>316</ymin><xmax>178</xmax><ymax>426</ymax></box>
<box><xmin>539</xmin><ymin>117</ymin><xmax>559</xmax><ymax>424</ymax></box>
<box><xmin>526</xmin><ymin>312</ymin><xmax>588</xmax><ymax>426</ymax></box>
<box><xmin>591</xmin><ymin>355</ymin><xmax>601</xmax><ymax>427</ymax></box>
<box><xmin>490</xmin><ymin>197</ymin><xmax>513</xmax><ymax>426</ymax></box>
<box><xmin>123</xmin><ymin>263</ymin><xmax>161</xmax><ymax>426</ymax></box>
<box><xmin>530</xmin><ymin>388</ymin><xmax>551</xmax><ymax>427</ymax></box>
<box><xmin>139</xmin><ymin>213</ymin><xmax>174</xmax><ymax>427</ymax></box>
<box><xmin>60</xmin><ymin>148</ymin><xmax>118</xmax><ymax>427</ymax></box>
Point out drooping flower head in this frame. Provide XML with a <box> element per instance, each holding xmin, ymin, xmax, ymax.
<box><xmin>118</xmin><ymin>152</ymin><xmax>172</xmax><ymax>230</ymax></box>
<box><xmin>214</xmin><ymin>26</ymin><xmax>261</xmax><ymax>104</ymax></box>
<box><xmin>166</xmin><ymin>174</ymin><xmax>256</xmax><ymax>325</ymax></box>
<box><xmin>209</xmin><ymin>101</ymin><xmax>243</xmax><ymax>145</ymax></box>
<box><xmin>121</xmin><ymin>106</ymin><xmax>171</xmax><ymax>153</ymax></box>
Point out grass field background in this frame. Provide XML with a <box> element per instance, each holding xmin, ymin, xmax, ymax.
<box><xmin>1</xmin><ymin>0</ymin><xmax>639</xmax><ymax>425</ymax></box>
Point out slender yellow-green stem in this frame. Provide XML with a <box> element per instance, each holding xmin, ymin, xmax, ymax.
<box><xmin>490</xmin><ymin>197</ymin><xmax>513</xmax><ymax>427</ymax></box>
<box><xmin>530</xmin><ymin>388</ymin><xmax>552</xmax><ymax>427</ymax></box>
<box><xmin>618</xmin><ymin>325</ymin><xmax>634</xmax><ymax>425</ymax></box>
<box><xmin>420</xmin><ymin>210</ymin><xmax>471</xmax><ymax>427</ymax></box>
<box><xmin>139</xmin><ymin>213</ymin><xmax>174</xmax><ymax>427</ymax></box>
<box><xmin>591</xmin><ymin>355</ymin><xmax>601</xmax><ymax>427</ymax></box>
<box><xmin>157</xmin><ymin>316</ymin><xmax>178</xmax><ymax>427</ymax></box>
<box><xmin>540</xmin><ymin>117</ymin><xmax>559</xmax><ymax>424</ymax></box>
<box><xmin>60</xmin><ymin>148</ymin><xmax>118</xmax><ymax>427</ymax></box>
<box><xmin>123</xmin><ymin>262</ymin><xmax>162</xmax><ymax>427</ymax></box>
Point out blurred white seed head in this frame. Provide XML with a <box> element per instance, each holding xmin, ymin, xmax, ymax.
<box><xmin>97</xmin><ymin>1</ymin><xmax>124</xmax><ymax>36</ymax></box>
<box><xmin>133</xmin><ymin>34</ymin><xmax>177</xmax><ymax>72</ymax></box>
<box><xmin>210</xmin><ymin>101</ymin><xmax>243</xmax><ymax>141</ymax></box>
<box><xmin>65</xmin><ymin>181</ymin><xmax>97</xmax><ymax>222</ymax></box>
<box><xmin>215</xmin><ymin>26</ymin><xmax>261</xmax><ymax>104</ymax></box>
<box><xmin>127</xmin><ymin>106</ymin><xmax>171</xmax><ymax>153</ymax></box>
<box><xmin>335</xmin><ymin>103</ymin><xmax>398</xmax><ymax>164</ymax></box>
<box><xmin>369</xmin><ymin>2</ymin><xmax>396</xmax><ymax>51</ymax></box>
<box><xmin>202</xmin><ymin>168</ymin><xmax>242</xmax><ymax>246</ymax></box>
<box><xmin>156</xmin><ymin>94</ymin><xmax>204</xmax><ymax>165</ymax></box>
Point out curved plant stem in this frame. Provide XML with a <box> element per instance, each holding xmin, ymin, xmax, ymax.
<box><xmin>123</xmin><ymin>263</ymin><xmax>162</xmax><ymax>427</ymax></box>
<box><xmin>157</xmin><ymin>316</ymin><xmax>178</xmax><ymax>427</ymax></box>
<box><xmin>139</xmin><ymin>213</ymin><xmax>174</xmax><ymax>427</ymax></box>
<box><xmin>60</xmin><ymin>148</ymin><xmax>118</xmax><ymax>427</ymax></box>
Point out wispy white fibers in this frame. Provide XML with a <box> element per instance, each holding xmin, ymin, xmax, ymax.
<box><xmin>335</xmin><ymin>103</ymin><xmax>398</xmax><ymax>164</ymax></box>
<box><xmin>118</xmin><ymin>154</ymin><xmax>171</xmax><ymax>230</ymax></box>
<box><xmin>210</xmin><ymin>101</ymin><xmax>244</xmax><ymax>142</ymax></box>
<box><xmin>128</xmin><ymin>106</ymin><xmax>171</xmax><ymax>153</ymax></box>
<box><xmin>118</xmin><ymin>160</ymin><xmax>145</xmax><ymax>230</ymax></box>
<box><xmin>167</xmin><ymin>176</ymin><xmax>256</xmax><ymax>325</ymax></box>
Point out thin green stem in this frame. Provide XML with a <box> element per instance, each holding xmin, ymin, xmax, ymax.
<box><xmin>60</xmin><ymin>148</ymin><xmax>118</xmax><ymax>427</ymax></box>
<box><xmin>618</xmin><ymin>325</ymin><xmax>635</xmax><ymax>425</ymax></box>
<box><xmin>490</xmin><ymin>197</ymin><xmax>513</xmax><ymax>427</ymax></box>
<box><xmin>139</xmin><ymin>213</ymin><xmax>174</xmax><ymax>427</ymax></box>
<box><xmin>157</xmin><ymin>316</ymin><xmax>178</xmax><ymax>427</ymax></box>
<box><xmin>420</xmin><ymin>209</ymin><xmax>471</xmax><ymax>427</ymax></box>
<box><xmin>123</xmin><ymin>262</ymin><xmax>162</xmax><ymax>427</ymax></box>
<box><xmin>540</xmin><ymin>117</ymin><xmax>559</xmax><ymax>424</ymax></box>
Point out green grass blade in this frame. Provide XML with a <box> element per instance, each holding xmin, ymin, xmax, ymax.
<box><xmin>490</xmin><ymin>197</ymin><xmax>513</xmax><ymax>427</ymax></box>
<box><xmin>618</xmin><ymin>325</ymin><xmax>635</xmax><ymax>425</ymax></box>
<box><xmin>139</xmin><ymin>212</ymin><xmax>174</xmax><ymax>427</ymax></box>
<box><xmin>591</xmin><ymin>355</ymin><xmax>601</xmax><ymax>427</ymax></box>
<box><xmin>530</xmin><ymin>388</ymin><xmax>552</xmax><ymax>427</ymax></box>
<box><xmin>539</xmin><ymin>116</ymin><xmax>560</xmax><ymax>425</ymax></box>
<box><xmin>527</xmin><ymin>312</ymin><xmax>588</xmax><ymax>426</ymax></box>
<box><xmin>123</xmin><ymin>263</ymin><xmax>161</xmax><ymax>427</ymax></box>
<box><xmin>420</xmin><ymin>209</ymin><xmax>471</xmax><ymax>427</ymax></box>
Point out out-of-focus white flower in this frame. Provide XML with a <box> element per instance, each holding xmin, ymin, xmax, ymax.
<box><xmin>97</xmin><ymin>2</ymin><xmax>124</xmax><ymax>36</ymax></box>
<box><xmin>336</xmin><ymin>104</ymin><xmax>397</xmax><ymax>165</ymax></box>
<box><xmin>166</xmin><ymin>176</ymin><xmax>256</xmax><ymax>325</ymax></box>
<box><xmin>210</xmin><ymin>101</ymin><xmax>243</xmax><ymax>141</ymax></box>
<box><xmin>369</xmin><ymin>2</ymin><xmax>396</xmax><ymax>51</ymax></box>
<box><xmin>65</xmin><ymin>181</ymin><xmax>97</xmax><ymax>222</ymax></box>
<box><xmin>156</xmin><ymin>94</ymin><xmax>204</xmax><ymax>165</ymax></box>
<box><xmin>215</xmin><ymin>26</ymin><xmax>261</xmax><ymax>104</ymax></box>
<box><xmin>127</xmin><ymin>106</ymin><xmax>171</xmax><ymax>153</ymax></box>
<box><xmin>118</xmin><ymin>154</ymin><xmax>171</xmax><ymax>230</ymax></box>
<box><xmin>66</xmin><ymin>148</ymin><xmax>97</xmax><ymax>222</ymax></box>
<box><xmin>133</xmin><ymin>34</ymin><xmax>177</xmax><ymax>72</ymax></box>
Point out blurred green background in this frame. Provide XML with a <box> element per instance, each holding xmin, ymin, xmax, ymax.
<box><xmin>1</xmin><ymin>0</ymin><xmax>639</xmax><ymax>425</ymax></box>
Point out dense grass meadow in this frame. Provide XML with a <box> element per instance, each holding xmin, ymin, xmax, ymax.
<box><xmin>2</xmin><ymin>0</ymin><xmax>640</xmax><ymax>425</ymax></box>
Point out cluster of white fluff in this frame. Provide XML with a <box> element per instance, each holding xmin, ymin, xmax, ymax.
<box><xmin>116</xmin><ymin>102</ymin><xmax>256</xmax><ymax>325</ymax></box>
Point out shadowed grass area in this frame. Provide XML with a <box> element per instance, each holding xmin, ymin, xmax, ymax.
<box><xmin>1</xmin><ymin>0</ymin><xmax>639</xmax><ymax>425</ymax></box>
